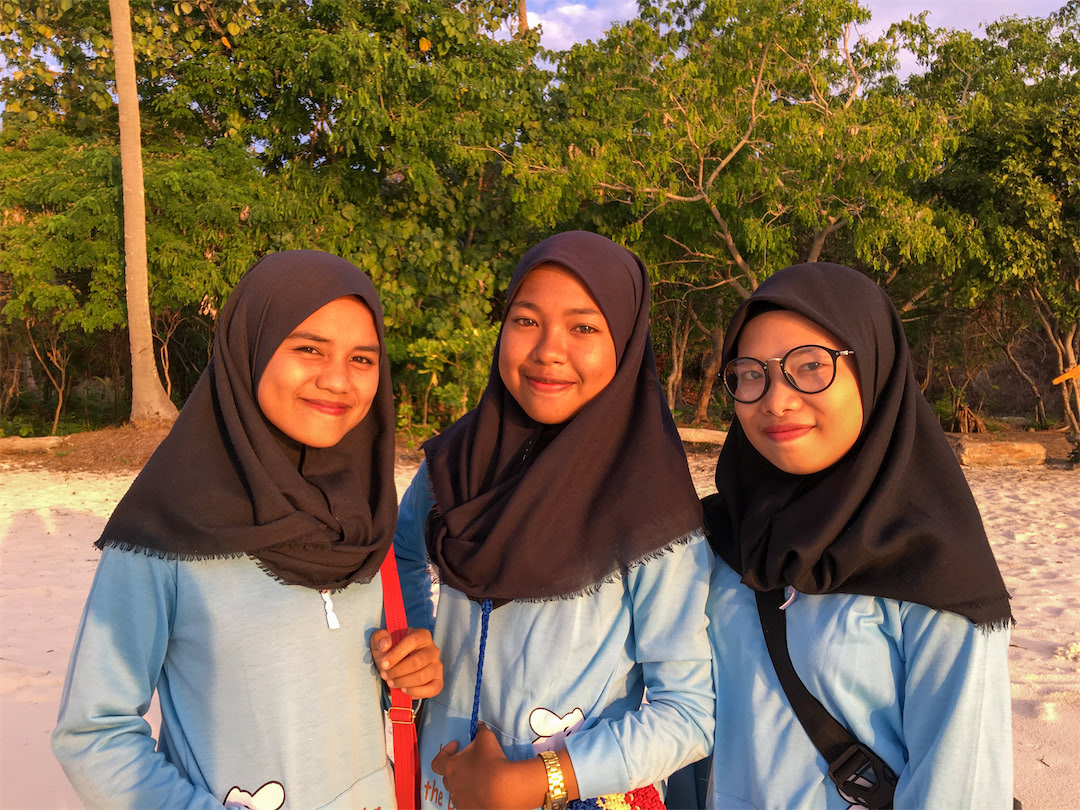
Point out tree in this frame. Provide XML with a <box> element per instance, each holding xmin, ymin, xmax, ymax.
<box><xmin>2</xmin><ymin>1</ymin><xmax>547</xmax><ymax>430</ymax></box>
<box><xmin>511</xmin><ymin>0</ymin><xmax>954</xmax><ymax>418</ymax></box>
<box><xmin>109</xmin><ymin>0</ymin><xmax>178</xmax><ymax>422</ymax></box>
<box><xmin>902</xmin><ymin>2</ymin><xmax>1080</xmax><ymax>432</ymax></box>
<box><xmin>1</xmin><ymin>130</ymin><xmax>126</xmax><ymax>433</ymax></box>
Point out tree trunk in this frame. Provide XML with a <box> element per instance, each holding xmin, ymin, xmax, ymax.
<box><xmin>805</xmin><ymin>216</ymin><xmax>844</xmax><ymax>263</ymax></box>
<box><xmin>665</xmin><ymin>303</ymin><xmax>690</xmax><ymax>410</ymax></box>
<box><xmin>518</xmin><ymin>0</ymin><xmax>528</xmax><ymax>36</ymax></box>
<box><xmin>109</xmin><ymin>0</ymin><xmax>178</xmax><ymax>424</ymax></box>
<box><xmin>25</xmin><ymin>323</ymin><xmax>70</xmax><ymax>436</ymax></box>
<box><xmin>693</xmin><ymin>331</ymin><xmax>724</xmax><ymax>424</ymax></box>
<box><xmin>692</xmin><ymin>305</ymin><xmax>725</xmax><ymax>424</ymax></box>
<box><xmin>1031</xmin><ymin>287</ymin><xmax>1079</xmax><ymax>434</ymax></box>
<box><xmin>1002</xmin><ymin>342</ymin><xmax>1047</xmax><ymax>425</ymax></box>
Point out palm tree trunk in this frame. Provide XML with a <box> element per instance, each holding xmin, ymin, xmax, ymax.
<box><xmin>109</xmin><ymin>0</ymin><xmax>178</xmax><ymax>423</ymax></box>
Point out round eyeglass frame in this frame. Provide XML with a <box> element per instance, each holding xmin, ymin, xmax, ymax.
<box><xmin>721</xmin><ymin>344</ymin><xmax>856</xmax><ymax>404</ymax></box>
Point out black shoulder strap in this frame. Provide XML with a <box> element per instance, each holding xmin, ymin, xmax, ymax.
<box><xmin>755</xmin><ymin>588</ymin><xmax>898</xmax><ymax>809</ymax></box>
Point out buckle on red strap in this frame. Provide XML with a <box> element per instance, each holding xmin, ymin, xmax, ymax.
<box><xmin>387</xmin><ymin>704</ymin><xmax>417</xmax><ymax>725</ymax></box>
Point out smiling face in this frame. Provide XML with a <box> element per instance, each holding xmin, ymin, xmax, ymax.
<box><xmin>733</xmin><ymin>309</ymin><xmax>863</xmax><ymax>475</ymax></box>
<box><xmin>256</xmin><ymin>295</ymin><xmax>381</xmax><ymax>448</ymax></box>
<box><xmin>498</xmin><ymin>264</ymin><xmax>618</xmax><ymax>425</ymax></box>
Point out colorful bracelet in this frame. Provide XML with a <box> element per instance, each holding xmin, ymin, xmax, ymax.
<box><xmin>567</xmin><ymin>784</ymin><xmax>666</xmax><ymax>810</ymax></box>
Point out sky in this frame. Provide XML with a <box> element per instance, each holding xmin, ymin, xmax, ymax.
<box><xmin>525</xmin><ymin>1</ymin><xmax>1067</xmax><ymax>53</ymax></box>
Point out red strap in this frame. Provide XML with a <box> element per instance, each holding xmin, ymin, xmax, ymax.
<box><xmin>380</xmin><ymin>548</ymin><xmax>420</xmax><ymax>810</ymax></box>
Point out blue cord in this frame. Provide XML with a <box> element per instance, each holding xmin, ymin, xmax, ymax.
<box><xmin>469</xmin><ymin>597</ymin><xmax>493</xmax><ymax>741</ymax></box>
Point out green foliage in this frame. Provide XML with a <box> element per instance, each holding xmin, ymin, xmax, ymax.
<box><xmin>900</xmin><ymin>3</ymin><xmax>1080</xmax><ymax>429</ymax></box>
<box><xmin>0</xmin><ymin>390</ymin><xmax>127</xmax><ymax>437</ymax></box>
<box><xmin>516</xmin><ymin>0</ymin><xmax>952</xmax><ymax>287</ymax></box>
<box><xmin>1</xmin><ymin>0</ymin><xmax>1076</xmax><ymax>432</ymax></box>
<box><xmin>1</xmin><ymin>0</ymin><xmax>544</xmax><ymax>431</ymax></box>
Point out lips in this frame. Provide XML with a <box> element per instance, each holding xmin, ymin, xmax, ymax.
<box><xmin>524</xmin><ymin>374</ymin><xmax>575</xmax><ymax>393</ymax></box>
<box><xmin>302</xmin><ymin>399</ymin><xmax>351</xmax><ymax>416</ymax></box>
<box><xmin>762</xmin><ymin>423</ymin><xmax>813</xmax><ymax>441</ymax></box>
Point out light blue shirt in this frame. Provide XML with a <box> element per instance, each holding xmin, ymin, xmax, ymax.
<box><xmin>53</xmin><ymin>548</ymin><xmax>395</xmax><ymax>809</ymax></box>
<box><xmin>395</xmin><ymin>462</ymin><xmax>715</xmax><ymax>807</ymax></box>
<box><xmin>706</xmin><ymin>558</ymin><xmax>1013</xmax><ymax>809</ymax></box>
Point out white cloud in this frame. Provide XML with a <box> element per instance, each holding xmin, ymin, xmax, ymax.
<box><xmin>529</xmin><ymin>0</ymin><xmax>639</xmax><ymax>51</ymax></box>
<box><xmin>557</xmin><ymin>4</ymin><xmax>593</xmax><ymax>20</ymax></box>
<box><xmin>858</xmin><ymin>0</ymin><xmax>1064</xmax><ymax>38</ymax></box>
<box><xmin>857</xmin><ymin>1</ymin><xmax>1065</xmax><ymax>77</ymax></box>
<box><xmin>532</xmin><ymin>0</ymin><xmax>1066</xmax><ymax>51</ymax></box>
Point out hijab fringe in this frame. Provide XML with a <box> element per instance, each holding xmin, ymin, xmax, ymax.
<box><xmin>95</xmin><ymin>536</ymin><xmax>378</xmax><ymax>591</ymax></box>
<box><xmin>425</xmin><ymin>528</ymin><xmax>701</xmax><ymax>603</ymax></box>
<box><xmin>949</xmin><ymin>594</ymin><xmax>1014</xmax><ymax>633</ymax></box>
<box><xmin>250</xmin><ymin>555</ymin><xmax>375</xmax><ymax>592</ymax></box>
<box><xmin>95</xmin><ymin>537</ymin><xmax>247</xmax><ymax>563</ymax></box>
<box><xmin>978</xmin><ymin>617</ymin><xmax>1015</xmax><ymax>634</ymax></box>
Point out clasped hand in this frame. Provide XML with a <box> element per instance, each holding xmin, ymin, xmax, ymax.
<box><xmin>369</xmin><ymin>627</ymin><xmax>443</xmax><ymax>698</ymax></box>
<box><xmin>431</xmin><ymin>723</ymin><xmax>543</xmax><ymax>810</ymax></box>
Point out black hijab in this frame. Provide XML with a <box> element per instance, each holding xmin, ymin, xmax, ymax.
<box><xmin>96</xmin><ymin>250</ymin><xmax>397</xmax><ymax>591</ymax></box>
<box><xmin>423</xmin><ymin>231</ymin><xmax>703</xmax><ymax>603</ymax></box>
<box><xmin>705</xmin><ymin>263</ymin><xmax>1011</xmax><ymax>628</ymax></box>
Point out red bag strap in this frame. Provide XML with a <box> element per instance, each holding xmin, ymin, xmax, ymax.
<box><xmin>380</xmin><ymin>547</ymin><xmax>420</xmax><ymax>810</ymax></box>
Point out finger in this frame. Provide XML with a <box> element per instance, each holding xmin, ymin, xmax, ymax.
<box><xmin>369</xmin><ymin>629</ymin><xmax>393</xmax><ymax>660</ymax></box>
<box><xmin>402</xmin><ymin>680</ymin><xmax>442</xmax><ymax>699</ymax></box>
<box><xmin>378</xmin><ymin>627</ymin><xmax>436</xmax><ymax>672</ymax></box>
<box><xmin>385</xmin><ymin>657</ymin><xmax>438</xmax><ymax>687</ymax></box>
<box><xmin>398</xmin><ymin>667</ymin><xmax>443</xmax><ymax>698</ymax></box>
<box><xmin>382</xmin><ymin>645</ymin><xmax>441</xmax><ymax>683</ymax></box>
<box><xmin>431</xmin><ymin>740</ymin><xmax>459</xmax><ymax>776</ymax></box>
<box><xmin>474</xmin><ymin>722</ymin><xmax>499</xmax><ymax>747</ymax></box>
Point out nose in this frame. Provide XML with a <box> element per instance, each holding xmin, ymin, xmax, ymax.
<box><xmin>531</xmin><ymin>326</ymin><xmax>567</xmax><ymax>365</ymax></box>
<box><xmin>758</xmin><ymin>359</ymin><xmax>800</xmax><ymax>414</ymax></box>
<box><xmin>316</xmin><ymin>358</ymin><xmax>351</xmax><ymax>393</ymax></box>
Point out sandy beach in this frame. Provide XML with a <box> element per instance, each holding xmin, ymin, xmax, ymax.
<box><xmin>2</xmin><ymin>453</ymin><xmax>1078</xmax><ymax>808</ymax></box>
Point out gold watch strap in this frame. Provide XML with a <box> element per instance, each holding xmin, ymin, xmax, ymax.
<box><xmin>539</xmin><ymin>749</ymin><xmax>568</xmax><ymax>810</ymax></box>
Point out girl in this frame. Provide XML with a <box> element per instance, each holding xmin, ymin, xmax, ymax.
<box><xmin>394</xmin><ymin>231</ymin><xmax>715</xmax><ymax>809</ymax></box>
<box><xmin>52</xmin><ymin>250</ymin><xmax>442</xmax><ymax>809</ymax></box>
<box><xmin>703</xmin><ymin>263</ymin><xmax>1013</xmax><ymax>808</ymax></box>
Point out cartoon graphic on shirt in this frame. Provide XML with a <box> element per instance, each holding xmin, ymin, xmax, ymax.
<box><xmin>530</xmin><ymin>706</ymin><xmax>585</xmax><ymax>753</ymax></box>
<box><xmin>224</xmin><ymin>781</ymin><xmax>285</xmax><ymax>810</ymax></box>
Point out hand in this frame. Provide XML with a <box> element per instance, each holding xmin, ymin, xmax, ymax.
<box><xmin>431</xmin><ymin>724</ymin><xmax>546</xmax><ymax>810</ymax></box>
<box><xmin>369</xmin><ymin>627</ymin><xmax>443</xmax><ymax>698</ymax></box>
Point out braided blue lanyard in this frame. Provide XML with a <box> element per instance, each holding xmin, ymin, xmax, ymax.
<box><xmin>469</xmin><ymin>597</ymin><xmax>494</xmax><ymax>741</ymax></box>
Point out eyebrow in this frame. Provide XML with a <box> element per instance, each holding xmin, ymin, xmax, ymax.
<box><xmin>285</xmin><ymin>331</ymin><xmax>380</xmax><ymax>353</ymax></box>
<box><xmin>509</xmin><ymin>301</ymin><xmax>604</xmax><ymax>317</ymax></box>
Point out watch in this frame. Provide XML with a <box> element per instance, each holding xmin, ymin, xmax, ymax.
<box><xmin>539</xmin><ymin>749</ymin><xmax>568</xmax><ymax>810</ymax></box>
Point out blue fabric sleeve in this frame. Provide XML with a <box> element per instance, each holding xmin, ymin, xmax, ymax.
<box><xmin>51</xmin><ymin>548</ymin><xmax>224</xmax><ymax>810</ymax></box>
<box><xmin>565</xmin><ymin>534</ymin><xmax>715</xmax><ymax>797</ymax></box>
<box><xmin>394</xmin><ymin>461</ymin><xmax>437</xmax><ymax>634</ymax></box>
<box><xmin>893</xmin><ymin>604</ymin><xmax>1013</xmax><ymax>808</ymax></box>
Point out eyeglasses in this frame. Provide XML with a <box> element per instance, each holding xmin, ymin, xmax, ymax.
<box><xmin>722</xmin><ymin>344</ymin><xmax>855</xmax><ymax>404</ymax></box>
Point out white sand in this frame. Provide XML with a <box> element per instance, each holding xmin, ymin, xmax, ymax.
<box><xmin>1</xmin><ymin>457</ymin><xmax>1077</xmax><ymax>808</ymax></box>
